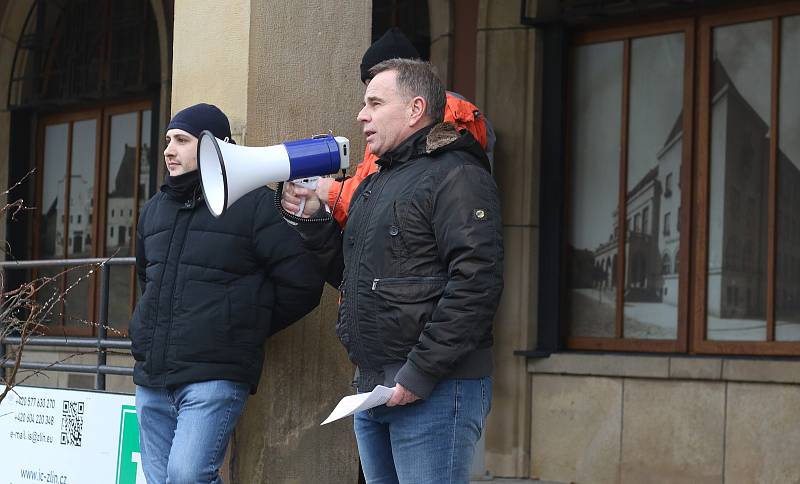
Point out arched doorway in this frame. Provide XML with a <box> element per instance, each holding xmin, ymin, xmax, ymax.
<box><xmin>2</xmin><ymin>0</ymin><xmax>172</xmax><ymax>336</ymax></box>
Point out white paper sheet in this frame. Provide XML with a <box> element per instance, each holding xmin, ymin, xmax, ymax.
<box><xmin>321</xmin><ymin>385</ymin><xmax>395</xmax><ymax>425</ymax></box>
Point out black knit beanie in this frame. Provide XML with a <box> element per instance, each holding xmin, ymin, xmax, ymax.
<box><xmin>167</xmin><ymin>103</ymin><xmax>232</xmax><ymax>140</ymax></box>
<box><xmin>360</xmin><ymin>27</ymin><xmax>421</xmax><ymax>83</ymax></box>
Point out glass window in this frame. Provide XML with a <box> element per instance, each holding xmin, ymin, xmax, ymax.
<box><xmin>33</xmin><ymin>105</ymin><xmax>154</xmax><ymax>336</ymax></box>
<box><xmin>562</xmin><ymin>6</ymin><xmax>800</xmax><ymax>355</ymax></box>
<box><xmin>706</xmin><ymin>20</ymin><xmax>771</xmax><ymax>341</ymax></box>
<box><xmin>777</xmin><ymin>15</ymin><xmax>800</xmax><ymax>341</ymax></box>
<box><xmin>624</xmin><ymin>32</ymin><xmax>684</xmax><ymax>340</ymax></box>
<box><xmin>64</xmin><ymin>119</ymin><xmax>97</xmax><ymax>327</ymax></box>
<box><xmin>566</xmin><ymin>40</ymin><xmax>623</xmax><ymax>339</ymax></box>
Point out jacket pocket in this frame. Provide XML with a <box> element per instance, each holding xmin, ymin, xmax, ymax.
<box><xmin>371</xmin><ymin>276</ymin><xmax>445</xmax><ymax>356</ymax></box>
<box><xmin>129</xmin><ymin>289</ymin><xmax>155</xmax><ymax>361</ymax></box>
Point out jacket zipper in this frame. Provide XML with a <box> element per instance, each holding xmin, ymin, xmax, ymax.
<box><xmin>154</xmin><ymin>198</ymin><xmax>196</xmax><ymax>377</ymax></box>
<box><xmin>347</xmin><ymin>169</ymin><xmax>394</xmax><ymax>368</ymax></box>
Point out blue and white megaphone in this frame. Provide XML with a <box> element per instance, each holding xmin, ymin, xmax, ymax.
<box><xmin>197</xmin><ymin>130</ymin><xmax>349</xmax><ymax>217</ymax></box>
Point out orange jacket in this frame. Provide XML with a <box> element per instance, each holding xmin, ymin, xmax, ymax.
<box><xmin>327</xmin><ymin>93</ymin><xmax>488</xmax><ymax>226</ymax></box>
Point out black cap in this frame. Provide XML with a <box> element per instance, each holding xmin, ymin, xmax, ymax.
<box><xmin>360</xmin><ymin>27</ymin><xmax>421</xmax><ymax>83</ymax></box>
<box><xmin>167</xmin><ymin>103</ymin><xmax>231</xmax><ymax>140</ymax></box>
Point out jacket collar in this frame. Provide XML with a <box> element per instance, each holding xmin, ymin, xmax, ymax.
<box><xmin>375</xmin><ymin>122</ymin><xmax>491</xmax><ymax>173</ymax></box>
<box><xmin>375</xmin><ymin>123</ymin><xmax>435</xmax><ymax>169</ymax></box>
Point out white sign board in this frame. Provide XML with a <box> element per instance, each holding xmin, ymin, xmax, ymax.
<box><xmin>0</xmin><ymin>385</ymin><xmax>144</xmax><ymax>484</ymax></box>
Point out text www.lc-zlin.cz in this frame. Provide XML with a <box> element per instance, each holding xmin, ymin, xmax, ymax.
<box><xmin>19</xmin><ymin>468</ymin><xmax>67</xmax><ymax>484</ymax></box>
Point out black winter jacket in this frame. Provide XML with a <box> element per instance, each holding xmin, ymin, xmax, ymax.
<box><xmin>130</xmin><ymin>182</ymin><xmax>323</xmax><ymax>393</ymax></box>
<box><xmin>296</xmin><ymin>123</ymin><xmax>504</xmax><ymax>399</ymax></box>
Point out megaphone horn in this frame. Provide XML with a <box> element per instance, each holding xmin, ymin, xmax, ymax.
<box><xmin>197</xmin><ymin>131</ymin><xmax>349</xmax><ymax>217</ymax></box>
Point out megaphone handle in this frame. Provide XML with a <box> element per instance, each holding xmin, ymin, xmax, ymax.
<box><xmin>292</xmin><ymin>177</ymin><xmax>320</xmax><ymax>217</ymax></box>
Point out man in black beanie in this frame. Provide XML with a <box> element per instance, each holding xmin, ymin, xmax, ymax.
<box><xmin>130</xmin><ymin>103</ymin><xmax>323</xmax><ymax>483</ymax></box>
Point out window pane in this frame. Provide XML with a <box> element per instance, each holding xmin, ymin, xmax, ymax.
<box><xmin>107</xmin><ymin>112</ymin><xmax>138</xmax><ymax>328</ymax></box>
<box><xmin>39</xmin><ymin>124</ymin><xmax>68</xmax><ymax>259</ymax></box>
<box><xmin>707</xmin><ymin>21</ymin><xmax>771</xmax><ymax>341</ymax></box>
<box><xmin>623</xmin><ymin>33</ymin><xmax>684</xmax><ymax>339</ymax></box>
<box><xmin>64</xmin><ymin>119</ymin><xmax>97</xmax><ymax>327</ymax></box>
<box><xmin>138</xmin><ymin>110</ymin><xmax>154</xmax><ymax>211</ymax></box>
<box><xmin>131</xmin><ymin>110</ymin><xmax>154</xmax><ymax>311</ymax></box>
<box><xmin>567</xmin><ymin>41</ymin><xmax>623</xmax><ymax>338</ymax></box>
<box><xmin>777</xmin><ymin>15</ymin><xmax>800</xmax><ymax>341</ymax></box>
<box><xmin>38</xmin><ymin>123</ymin><xmax>69</xmax><ymax>325</ymax></box>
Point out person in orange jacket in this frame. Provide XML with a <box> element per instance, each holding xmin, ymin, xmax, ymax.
<box><xmin>315</xmin><ymin>27</ymin><xmax>495</xmax><ymax>227</ymax></box>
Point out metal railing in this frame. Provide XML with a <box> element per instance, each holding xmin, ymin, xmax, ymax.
<box><xmin>1</xmin><ymin>257</ymin><xmax>135</xmax><ymax>391</ymax></box>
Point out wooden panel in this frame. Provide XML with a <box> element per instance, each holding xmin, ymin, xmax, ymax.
<box><xmin>677</xmin><ymin>20</ymin><xmax>696</xmax><ymax>353</ymax></box>
<box><xmin>616</xmin><ymin>39</ymin><xmax>631</xmax><ymax>339</ymax></box>
<box><xmin>766</xmin><ymin>18</ymin><xmax>780</xmax><ymax>342</ymax></box>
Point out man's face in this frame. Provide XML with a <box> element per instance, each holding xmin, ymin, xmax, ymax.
<box><xmin>163</xmin><ymin>128</ymin><xmax>198</xmax><ymax>176</ymax></box>
<box><xmin>357</xmin><ymin>70</ymin><xmax>415</xmax><ymax>157</ymax></box>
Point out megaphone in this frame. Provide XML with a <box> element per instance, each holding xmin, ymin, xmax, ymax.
<box><xmin>197</xmin><ymin>131</ymin><xmax>349</xmax><ymax>217</ymax></box>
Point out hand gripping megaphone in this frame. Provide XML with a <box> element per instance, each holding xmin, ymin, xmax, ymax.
<box><xmin>197</xmin><ymin>131</ymin><xmax>349</xmax><ymax>217</ymax></box>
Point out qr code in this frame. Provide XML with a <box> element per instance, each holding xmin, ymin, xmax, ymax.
<box><xmin>60</xmin><ymin>400</ymin><xmax>84</xmax><ymax>447</ymax></box>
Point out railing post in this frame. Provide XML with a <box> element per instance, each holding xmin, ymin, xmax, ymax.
<box><xmin>96</xmin><ymin>263</ymin><xmax>109</xmax><ymax>391</ymax></box>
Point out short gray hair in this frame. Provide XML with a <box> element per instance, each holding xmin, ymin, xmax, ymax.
<box><xmin>368</xmin><ymin>58</ymin><xmax>446</xmax><ymax>123</ymax></box>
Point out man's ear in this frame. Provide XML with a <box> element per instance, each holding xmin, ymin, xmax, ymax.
<box><xmin>408</xmin><ymin>96</ymin><xmax>427</xmax><ymax>127</ymax></box>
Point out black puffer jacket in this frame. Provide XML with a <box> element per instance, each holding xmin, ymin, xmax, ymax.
<box><xmin>296</xmin><ymin>123</ymin><xmax>504</xmax><ymax>399</ymax></box>
<box><xmin>130</xmin><ymin>182</ymin><xmax>323</xmax><ymax>393</ymax></box>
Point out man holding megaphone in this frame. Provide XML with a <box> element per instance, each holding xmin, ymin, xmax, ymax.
<box><xmin>129</xmin><ymin>103</ymin><xmax>324</xmax><ymax>484</ymax></box>
<box><xmin>282</xmin><ymin>59</ymin><xmax>504</xmax><ymax>483</ymax></box>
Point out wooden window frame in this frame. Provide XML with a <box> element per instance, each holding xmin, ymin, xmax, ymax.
<box><xmin>693</xmin><ymin>2</ymin><xmax>800</xmax><ymax>355</ymax></box>
<box><xmin>564</xmin><ymin>2</ymin><xmax>800</xmax><ymax>355</ymax></box>
<box><xmin>565</xmin><ymin>18</ymin><xmax>695</xmax><ymax>353</ymax></box>
<box><xmin>33</xmin><ymin>109</ymin><xmax>103</xmax><ymax>338</ymax></box>
<box><xmin>33</xmin><ymin>100</ymin><xmax>152</xmax><ymax>338</ymax></box>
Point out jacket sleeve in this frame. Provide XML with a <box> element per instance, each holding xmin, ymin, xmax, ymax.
<box><xmin>252</xmin><ymin>190</ymin><xmax>325</xmax><ymax>335</ymax></box>
<box><xmin>291</xmin><ymin>209</ymin><xmax>346</xmax><ymax>289</ymax></box>
<box><xmin>394</xmin><ymin>161</ymin><xmax>504</xmax><ymax>399</ymax></box>
<box><xmin>327</xmin><ymin>148</ymin><xmax>379</xmax><ymax>227</ymax></box>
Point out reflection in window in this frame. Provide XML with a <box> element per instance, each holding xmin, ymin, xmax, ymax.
<box><xmin>622</xmin><ymin>32</ymin><xmax>684</xmax><ymax>340</ymax></box>
<box><xmin>707</xmin><ymin>20</ymin><xmax>770</xmax><ymax>341</ymax></box>
<box><xmin>566</xmin><ymin>41</ymin><xmax>623</xmax><ymax>339</ymax></box>
<box><xmin>777</xmin><ymin>15</ymin><xmax>800</xmax><ymax>341</ymax></box>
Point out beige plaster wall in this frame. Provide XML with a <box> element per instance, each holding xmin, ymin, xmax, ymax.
<box><xmin>231</xmin><ymin>1</ymin><xmax>370</xmax><ymax>483</ymax></box>
<box><xmin>475</xmin><ymin>0</ymin><xmax>540</xmax><ymax>477</ymax></box>
<box><xmin>530</xmin><ymin>373</ymin><xmax>800</xmax><ymax>484</ymax></box>
<box><xmin>171</xmin><ymin>0</ymin><xmax>251</xmax><ymax>140</ymax></box>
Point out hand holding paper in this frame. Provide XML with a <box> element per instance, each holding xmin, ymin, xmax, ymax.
<box><xmin>321</xmin><ymin>385</ymin><xmax>395</xmax><ymax>425</ymax></box>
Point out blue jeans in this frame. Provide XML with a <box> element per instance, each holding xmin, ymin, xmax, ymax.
<box><xmin>354</xmin><ymin>377</ymin><xmax>492</xmax><ymax>484</ymax></box>
<box><xmin>135</xmin><ymin>380</ymin><xmax>249</xmax><ymax>484</ymax></box>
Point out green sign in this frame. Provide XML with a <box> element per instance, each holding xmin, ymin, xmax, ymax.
<box><xmin>115</xmin><ymin>405</ymin><xmax>144</xmax><ymax>484</ymax></box>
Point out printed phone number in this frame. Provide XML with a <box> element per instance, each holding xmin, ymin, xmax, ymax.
<box><xmin>15</xmin><ymin>396</ymin><xmax>56</xmax><ymax>409</ymax></box>
<box><xmin>15</xmin><ymin>411</ymin><xmax>55</xmax><ymax>426</ymax></box>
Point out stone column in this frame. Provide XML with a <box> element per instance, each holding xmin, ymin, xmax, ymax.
<box><xmin>240</xmin><ymin>1</ymin><xmax>369</xmax><ymax>483</ymax></box>
<box><xmin>475</xmin><ymin>0</ymin><xmax>541</xmax><ymax>478</ymax></box>
<box><xmin>171</xmin><ymin>1</ymin><xmax>368</xmax><ymax>482</ymax></box>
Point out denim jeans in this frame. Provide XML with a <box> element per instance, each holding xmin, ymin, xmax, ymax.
<box><xmin>354</xmin><ymin>377</ymin><xmax>492</xmax><ymax>484</ymax></box>
<box><xmin>135</xmin><ymin>380</ymin><xmax>249</xmax><ymax>484</ymax></box>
